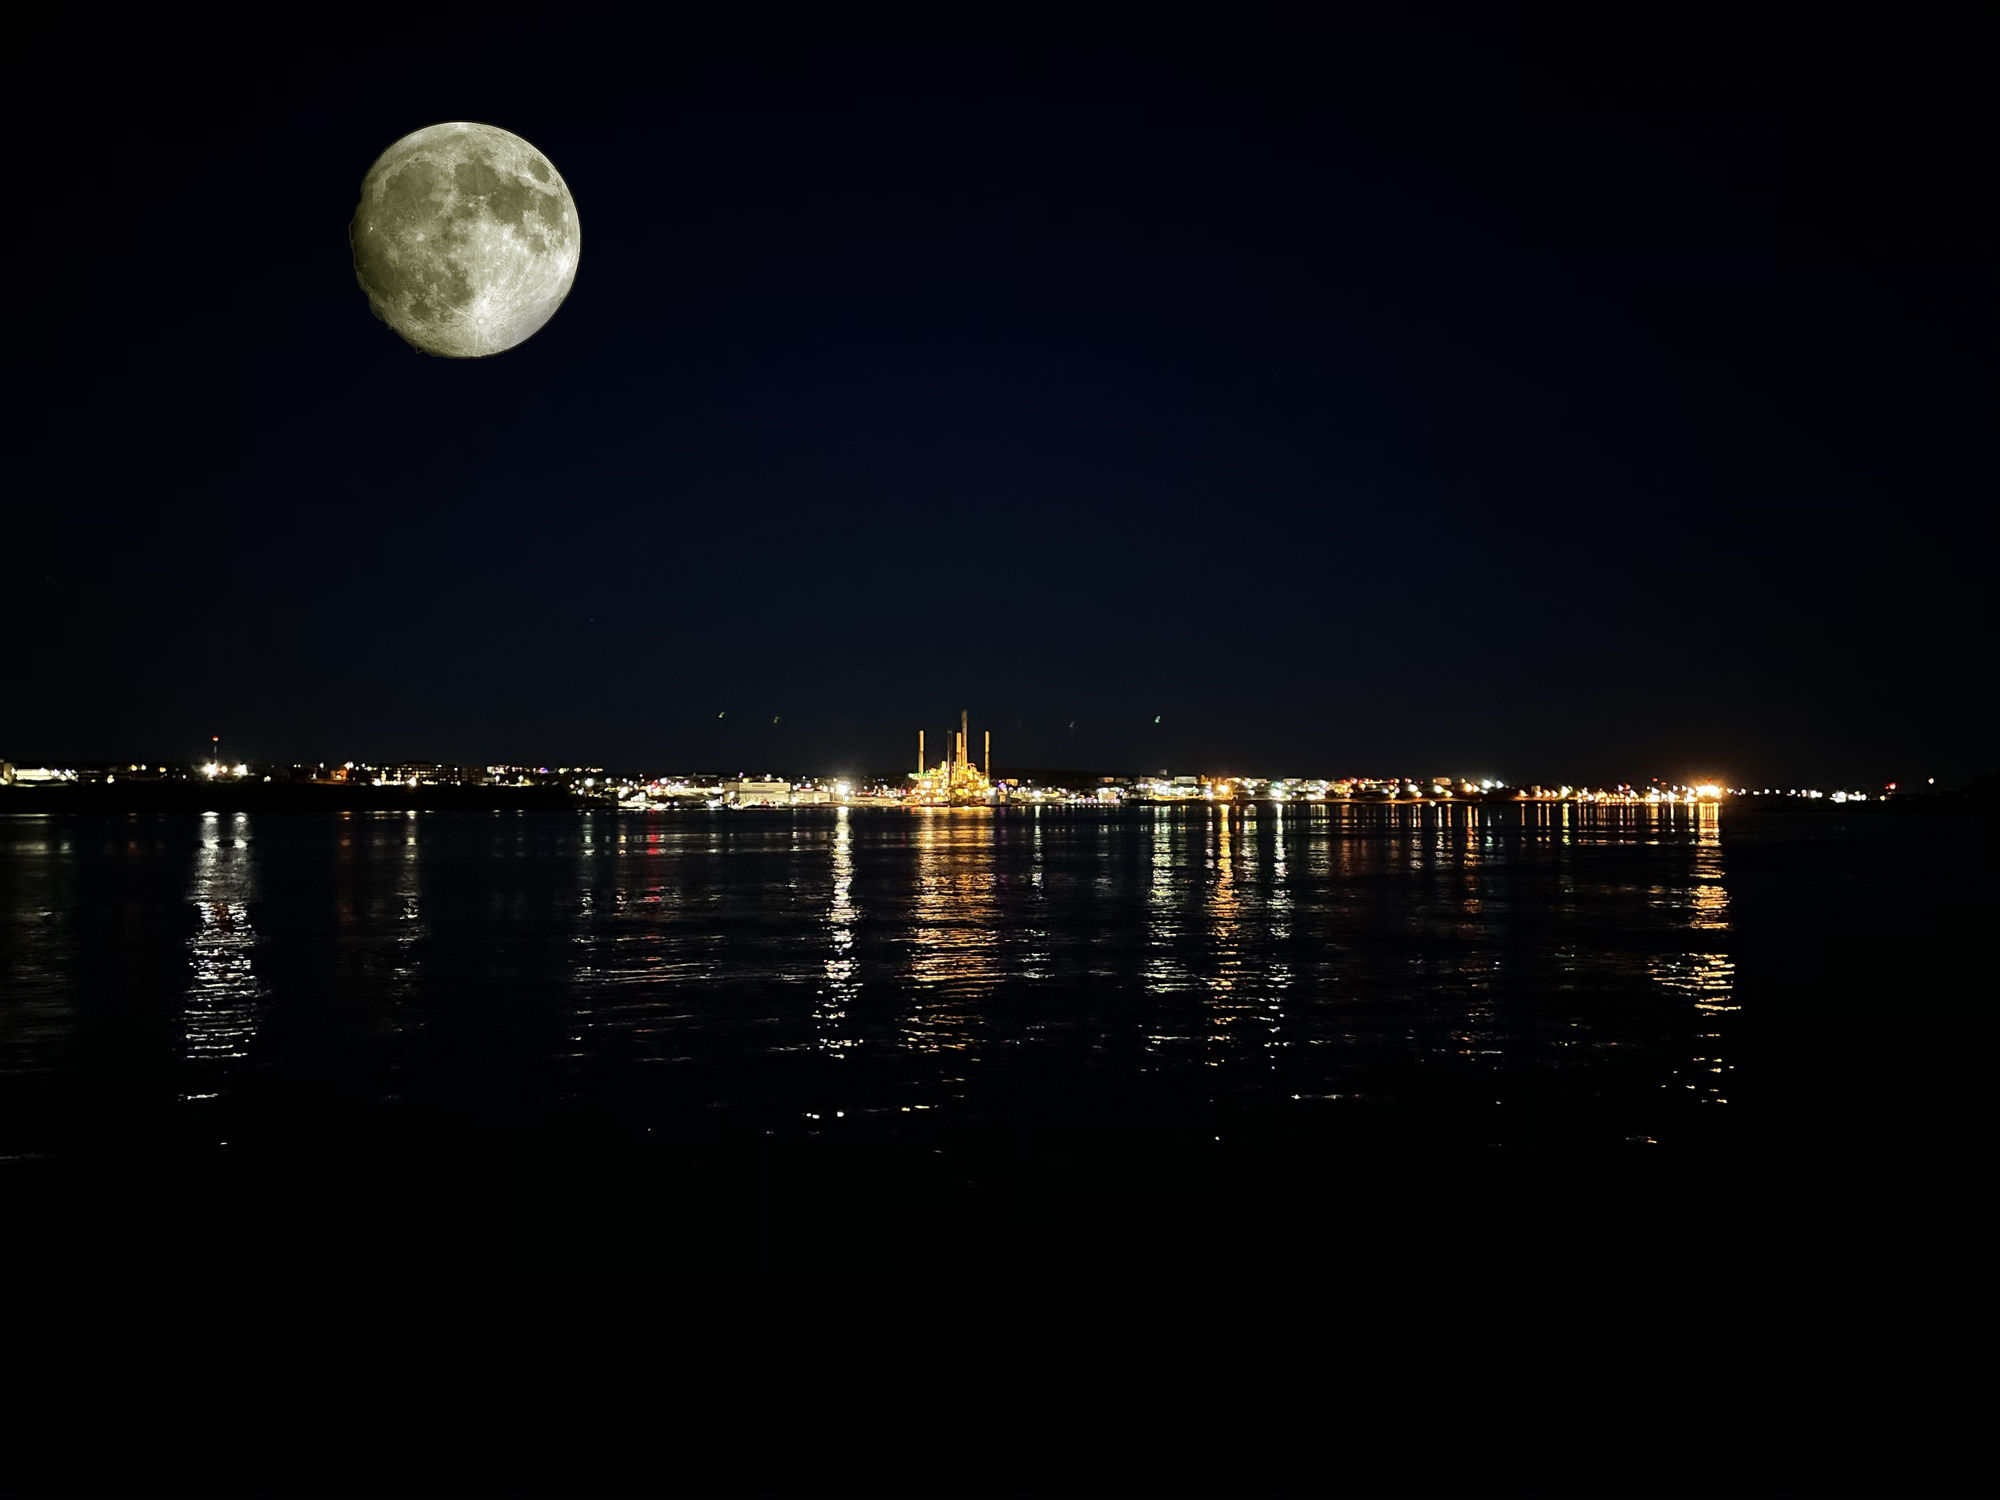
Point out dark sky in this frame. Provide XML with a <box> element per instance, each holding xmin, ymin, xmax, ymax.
<box><xmin>18</xmin><ymin>11</ymin><xmax>1996</xmax><ymax>785</ymax></box>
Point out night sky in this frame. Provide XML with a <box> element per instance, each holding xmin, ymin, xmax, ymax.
<box><xmin>20</xmin><ymin>12</ymin><xmax>1995</xmax><ymax>786</ymax></box>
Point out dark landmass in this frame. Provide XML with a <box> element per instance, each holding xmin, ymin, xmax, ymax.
<box><xmin>0</xmin><ymin>781</ymin><xmax>582</xmax><ymax>814</ymax></box>
<box><xmin>990</xmin><ymin>765</ymin><xmax>1110</xmax><ymax>788</ymax></box>
<box><xmin>4</xmin><ymin>798</ymin><xmax>1992</xmax><ymax>1495</ymax></box>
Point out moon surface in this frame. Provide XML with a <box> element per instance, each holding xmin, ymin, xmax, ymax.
<box><xmin>350</xmin><ymin>122</ymin><xmax>579</xmax><ymax>358</ymax></box>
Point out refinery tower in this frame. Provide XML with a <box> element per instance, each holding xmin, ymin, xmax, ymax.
<box><xmin>911</xmin><ymin>710</ymin><xmax>994</xmax><ymax>805</ymax></box>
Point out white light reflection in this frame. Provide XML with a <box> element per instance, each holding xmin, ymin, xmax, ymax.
<box><xmin>816</xmin><ymin>806</ymin><xmax>859</xmax><ymax>1055</ymax></box>
<box><xmin>1144</xmin><ymin>810</ymin><xmax>1192</xmax><ymax>1001</ymax></box>
<box><xmin>182</xmin><ymin>811</ymin><xmax>264</xmax><ymax>1108</ymax></box>
<box><xmin>562</xmin><ymin>812</ymin><xmax>603</xmax><ymax>1067</ymax></box>
<box><xmin>1252</xmin><ymin>808</ymin><xmax>1289</xmax><ymax>1073</ymax></box>
<box><xmin>389</xmin><ymin>810</ymin><xmax>425</xmax><ymax>1030</ymax></box>
<box><xmin>1015</xmin><ymin>810</ymin><xmax>1051</xmax><ymax>983</ymax></box>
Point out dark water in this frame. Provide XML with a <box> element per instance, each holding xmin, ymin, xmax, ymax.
<box><xmin>2</xmin><ymin>802</ymin><xmax>1989</xmax><ymax>1493</ymax></box>
<box><xmin>1</xmin><ymin>802</ymin><xmax>1736</xmax><ymax>1154</ymax></box>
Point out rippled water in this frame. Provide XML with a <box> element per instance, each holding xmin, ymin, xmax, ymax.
<box><xmin>0</xmin><ymin>802</ymin><xmax>1736</xmax><ymax>1156</ymax></box>
<box><xmin>12</xmin><ymin>799</ymin><xmax>1990</xmax><ymax>1499</ymax></box>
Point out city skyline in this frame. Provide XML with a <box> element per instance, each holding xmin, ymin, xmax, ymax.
<box><xmin>0</xmin><ymin>699</ymin><xmax>1968</xmax><ymax>796</ymax></box>
<box><xmin>2</xmin><ymin>746</ymin><xmax>1938</xmax><ymax>805</ymax></box>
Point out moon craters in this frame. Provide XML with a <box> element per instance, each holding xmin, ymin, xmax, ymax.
<box><xmin>350</xmin><ymin>122</ymin><xmax>579</xmax><ymax>358</ymax></box>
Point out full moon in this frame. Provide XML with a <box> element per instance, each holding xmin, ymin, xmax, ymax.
<box><xmin>350</xmin><ymin>122</ymin><xmax>579</xmax><ymax>358</ymax></box>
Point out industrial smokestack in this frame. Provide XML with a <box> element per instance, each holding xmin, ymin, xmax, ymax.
<box><xmin>985</xmin><ymin>730</ymin><xmax>990</xmax><ymax>779</ymax></box>
<box><xmin>918</xmin><ymin>729</ymin><xmax>925</xmax><ymax>775</ymax></box>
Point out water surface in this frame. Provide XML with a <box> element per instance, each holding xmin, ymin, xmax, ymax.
<box><xmin>1</xmin><ymin>801</ymin><xmax>1737</xmax><ymax>1156</ymax></box>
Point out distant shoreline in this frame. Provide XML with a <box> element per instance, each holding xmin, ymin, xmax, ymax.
<box><xmin>2</xmin><ymin>783</ymin><xmax>1988</xmax><ymax>821</ymax></box>
<box><xmin>0</xmin><ymin>783</ymin><xmax>581</xmax><ymax>814</ymax></box>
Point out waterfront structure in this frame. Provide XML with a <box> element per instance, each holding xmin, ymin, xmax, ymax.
<box><xmin>910</xmin><ymin>710</ymin><xmax>995</xmax><ymax>805</ymax></box>
<box><xmin>7</xmin><ymin>766</ymin><xmax>77</xmax><ymax>784</ymax></box>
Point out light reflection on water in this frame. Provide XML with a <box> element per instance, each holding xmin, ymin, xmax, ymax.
<box><xmin>182</xmin><ymin>811</ymin><xmax>263</xmax><ymax>1104</ymax></box>
<box><xmin>1144</xmin><ymin>811</ymin><xmax>1190</xmax><ymax>1002</ymax></box>
<box><xmin>388</xmin><ymin>812</ymin><xmax>424</xmax><ymax>1047</ymax></box>
<box><xmin>905</xmin><ymin>810</ymin><xmax>995</xmax><ymax>1056</ymax></box>
<box><xmin>0</xmin><ymin>803</ymin><xmax>1743</xmax><ymax>1147</ymax></box>
<box><xmin>1204</xmin><ymin>805</ymin><xmax>1251</xmax><ymax>1068</ymax></box>
<box><xmin>567</xmin><ymin>815</ymin><xmax>718</xmax><ymax>1072</ymax></box>
<box><xmin>1265</xmin><ymin>811</ymin><xmax>1291</xmax><ymax>1072</ymax></box>
<box><xmin>1648</xmin><ymin>803</ymin><xmax>1736</xmax><ymax>1103</ymax></box>
<box><xmin>816</xmin><ymin>805</ymin><xmax>858</xmax><ymax>1055</ymax></box>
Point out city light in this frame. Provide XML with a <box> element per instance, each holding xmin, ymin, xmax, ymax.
<box><xmin>0</xmin><ymin>755</ymin><xmax>1929</xmax><ymax>811</ymax></box>
<box><xmin>907</xmin><ymin>711</ymin><xmax>997</xmax><ymax>806</ymax></box>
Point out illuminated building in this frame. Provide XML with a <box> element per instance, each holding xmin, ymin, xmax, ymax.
<box><xmin>7</xmin><ymin>766</ymin><xmax>75</xmax><ymax>784</ymax></box>
<box><xmin>910</xmin><ymin>710</ymin><xmax>995</xmax><ymax>805</ymax></box>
